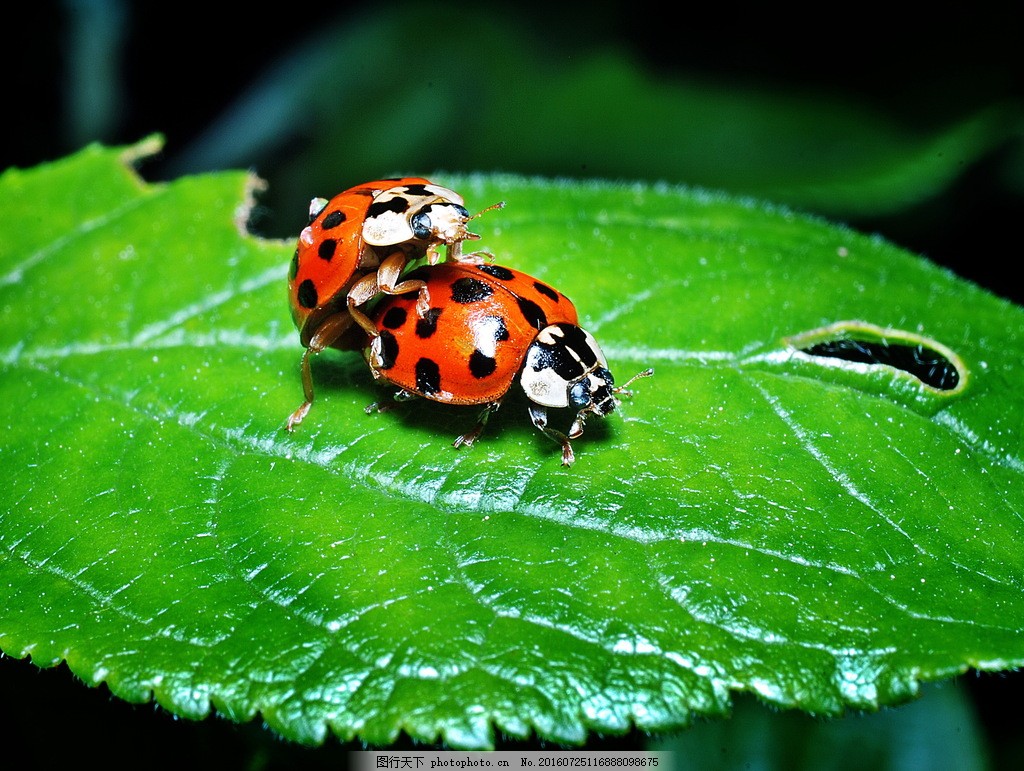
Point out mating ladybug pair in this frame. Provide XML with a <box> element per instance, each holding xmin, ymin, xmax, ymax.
<box><xmin>285</xmin><ymin>177</ymin><xmax>651</xmax><ymax>465</ymax></box>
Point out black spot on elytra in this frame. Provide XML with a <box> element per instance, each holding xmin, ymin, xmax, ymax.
<box><xmin>297</xmin><ymin>279</ymin><xmax>318</xmax><ymax>309</ymax></box>
<box><xmin>469</xmin><ymin>350</ymin><xmax>498</xmax><ymax>378</ymax></box>
<box><xmin>318</xmin><ymin>239</ymin><xmax>337</xmax><ymax>261</ymax></box>
<box><xmin>416</xmin><ymin>358</ymin><xmax>442</xmax><ymax>395</ymax></box>
<box><xmin>416</xmin><ymin>308</ymin><xmax>443</xmax><ymax>338</ymax></box>
<box><xmin>321</xmin><ymin>210</ymin><xmax>346</xmax><ymax>229</ymax></box>
<box><xmin>367</xmin><ymin>197</ymin><xmax>410</xmax><ymax>218</ymax></box>
<box><xmin>381</xmin><ymin>306</ymin><xmax>407</xmax><ymax>330</ymax></box>
<box><xmin>451</xmin><ymin>277</ymin><xmax>494</xmax><ymax>304</ymax></box>
<box><xmin>517</xmin><ymin>297</ymin><xmax>547</xmax><ymax>329</ymax></box>
<box><xmin>533</xmin><ymin>281</ymin><xmax>560</xmax><ymax>302</ymax></box>
<box><xmin>377</xmin><ymin>330</ymin><xmax>398</xmax><ymax>369</ymax></box>
<box><xmin>288</xmin><ymin>250</ymin><xmax>299</xmax><ymax>281</ymax></box>
<box><xmin>478</xmin><ymin>264</ymin><xmax>515</xmax><ymax>281</ymax></box>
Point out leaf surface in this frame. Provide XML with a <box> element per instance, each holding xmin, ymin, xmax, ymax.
<box><xmin>2</xmin><ymin>140</ymin><xmax>1023</xmax><ymax>748</ymax></box>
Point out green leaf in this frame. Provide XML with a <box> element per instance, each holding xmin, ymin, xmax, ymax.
<box><xmin>2</xmin><ymin>139</ymin><xmax>1023</xmax><ymax>749</ymax></box>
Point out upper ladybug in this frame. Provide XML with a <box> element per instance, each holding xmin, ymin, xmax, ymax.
<box><xmin>285</xmin><ymin>178</ymin><xmax>500</xmax><ymax>430</ymax></box>
<box><xmin>363</xmin><ymin>263</ymin><xmax>652</xmax><ymax>466</ymax></box>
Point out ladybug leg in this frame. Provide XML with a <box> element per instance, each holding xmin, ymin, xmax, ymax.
<box><xmin>376</xmin><ymin>252</ymin><xmax>433</xmax><ymax>319</ymax></box>
<box><xmin>568</xmin><ymin>408</ymin><xmax>591</xmax><ymax>440</ymax></box>
<box><xmin>453</xmin><ymin>401</ymin><xmax>502</xmax><ymax>450</ymax></box>
<box><xmin>455</xmin><ymin>248</ymin><xmax>494</xmax><ymax>265</ymax></box>
<box><xmin>528</xmin><ymin>404</ymin><xmax>575</xmax><ymax>467</ymax></box>
<box><xmin>442</xmin><ymin>238</ymin><xmax>487</xmax><ymax>265</ymax></box>
<box><xmin>286</xmin><ymin>313</ymin><xmax>354</xmax><ymax>431</ymax></box>
<box><xmin>426</xmin><ymin>241</ymin><xmax>482</xmax><ymax>265</ymax></box>
<box><xmin>347</xmin><ymin>273</ymin><xmax>383</xmax><ymax>338</ymax></box>
<box><xmin>425</xmin><ymin>243</ymin><xmax>446</xmax><ymax>266</ymax></box>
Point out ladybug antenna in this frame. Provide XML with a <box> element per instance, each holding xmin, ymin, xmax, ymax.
<box><xmin>469</xmin><ymin>200</ymin><xmax>506</xmax><ymax>223</ymax></box>
<box><xmin>455</xmin><ymin>200</ymin><xmax>506</xmax><ymax>250</ymax></box>
<box><xmin>613</xmin><ymin>367</ymin><xmax>654</xmax><ymax>397</ymax></box>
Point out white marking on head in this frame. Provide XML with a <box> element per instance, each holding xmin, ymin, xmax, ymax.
<box><xmin>363</xmin><ymin>209</ymin><xmax>414</xmax><ymax>245</ymax></box>
<box><xmin>536</xmin><ymin>326</ymin><xmax>566</xmax><ymax>345</ymax></box>
<box><xmin>521</xmin><ymin>364</ymin><xmax>569</xmax><ymax>408</ymax></box>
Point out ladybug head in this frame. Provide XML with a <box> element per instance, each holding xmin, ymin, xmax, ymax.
<box><xmin>410</xmin><ymin>201</ymin><xmax>477</xmax><ymax>248</ymax></box>
<box><xmin>362</xmin><ymin>182</ymin><xmax>476</xmax><ymax>251</ymax></box>
<box><xmin>569</xmin><ymin>366</ymin><xmax>617</xmax><ymax>414</ymax></box>
<box><xmin>520</xmin><ymin>324</ymin><xmax>618</xmax><ymax>420</ymax></box>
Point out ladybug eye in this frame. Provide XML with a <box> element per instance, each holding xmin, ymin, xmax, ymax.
<box><xmin>569</xmin><ymin>381</ymin><xmax>592</xmax><ymax>409</ymax></box>
<box><xmin>410</xmin><ymin>211</ymin><xmax>433</xmax><ymax>239</ymax></box>
<box><xmin>595</xmin><ymin>367</ymin><xmax>614</xmax><ymax>387</ymax></box>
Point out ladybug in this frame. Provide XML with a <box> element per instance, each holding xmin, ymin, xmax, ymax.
<box><xmin>286</xmin><ymin>177</ymin><xmax>501</xmax><ymax>430</ymax></box>
<box><xmin>363</xmin><ymin>263</ymin><xmax>653</xmax><ymax>466</ymax></box>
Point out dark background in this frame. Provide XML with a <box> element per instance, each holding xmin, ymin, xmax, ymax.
<box><xmin>3</xmin><ymin>2</ymin><xmax>1023</xmax><ymax>768</ymax></box>
<box><xmin>6</xmin><ymin>3</ymin><xmax>1023</xmax><ymax>305</ymax></box>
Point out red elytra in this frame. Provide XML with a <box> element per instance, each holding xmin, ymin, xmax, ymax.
<box><xmin>366</xmin><ymin>262</ymin><xmax>578</xmax><ymax>404</ymax></box>
<box><xmin>363</xmin><ymin>263</ymin><xmax>652</xmax><ymax>465</ymax></box>
<box><xmin>287</xmin><ymin>177</ymin><xmax>431</xmax><ymax>348</ymax></box>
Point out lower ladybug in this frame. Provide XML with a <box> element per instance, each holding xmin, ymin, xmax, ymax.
<box><xmin>363</xmin><ymin>263</ymin><xmax>652</xmax><ymax>466</ymax></box>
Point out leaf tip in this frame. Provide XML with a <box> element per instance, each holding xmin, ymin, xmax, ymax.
<box><xmin>119</xmin><ymin>134</ymin><xmax>166</xmax><ymax>169</ymax></box>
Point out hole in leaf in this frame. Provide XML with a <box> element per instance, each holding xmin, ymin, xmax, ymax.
<box><xmin>800</xmin><ymin>338</ymin><xmax>960</xmax><ymax>390</ymax></box>
<box><xmin>781</xmin><ymin>320</ymin><xmax>969</xmax><ymax>404</ymax></box>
